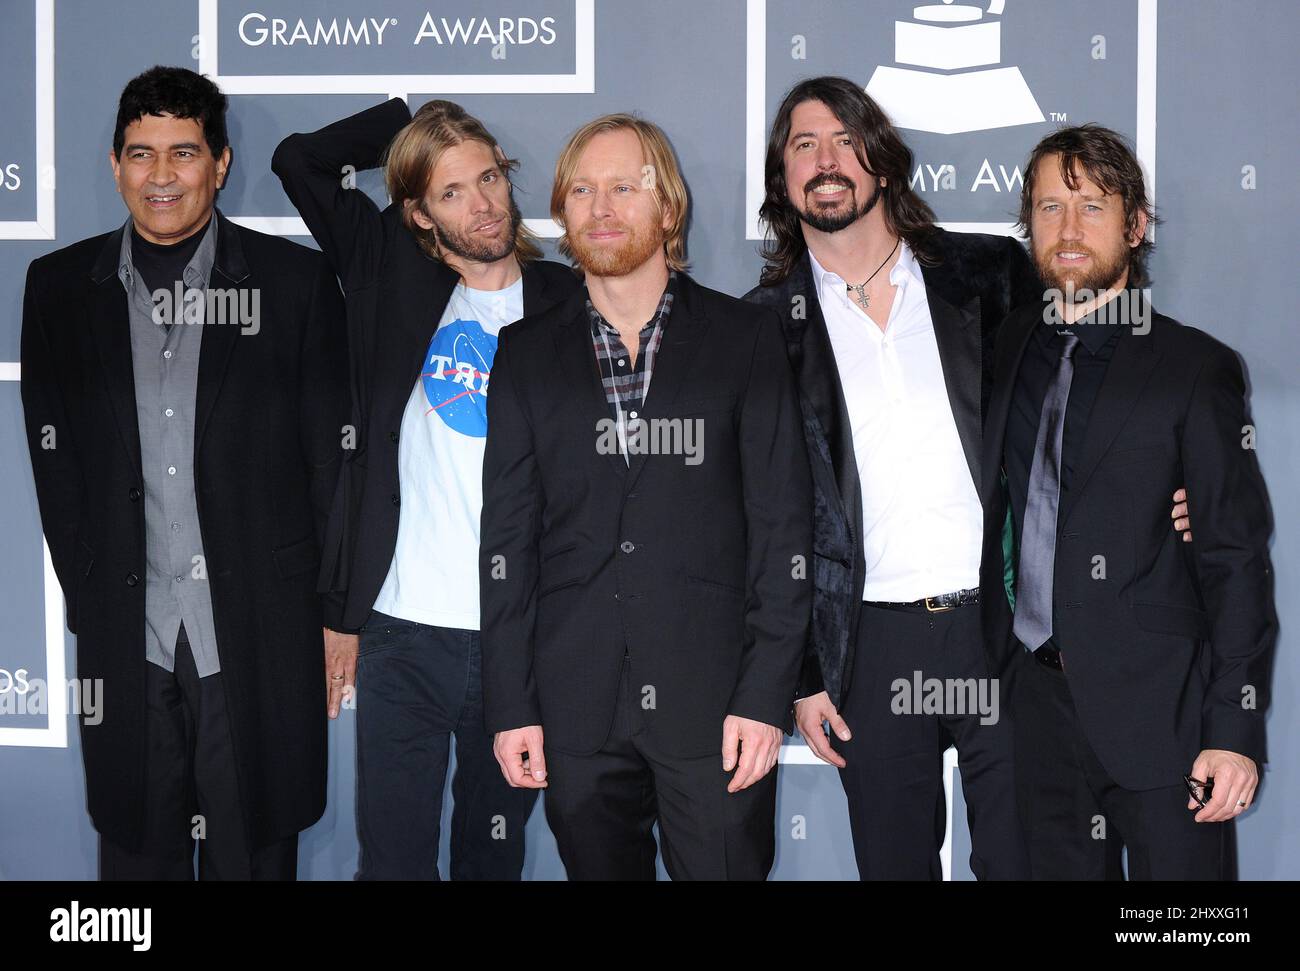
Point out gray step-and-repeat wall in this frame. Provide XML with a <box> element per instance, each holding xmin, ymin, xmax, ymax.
<box><xmin>1</xmin><ymin>0</ymin><xmax>1295</xmax><ymax>880</ymax></box>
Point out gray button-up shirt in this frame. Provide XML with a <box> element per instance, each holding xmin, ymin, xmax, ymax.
<box><xmin>118</xmin><ymin>217</ymin><xmax>221</xmax><ymax>677</ymax></box>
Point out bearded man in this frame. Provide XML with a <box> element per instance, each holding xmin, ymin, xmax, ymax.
<box><xmin>979</xmin><ymin>124</ymin><xmax>1276</xmax><ymax>880</ymax></box>
<box><xmin>478</xmin><ymin>114</ymin><xmax>812</xmax><ymax>879</ymax></box>
<box><xmin>274</xmin><ymin>98</ymin><xmax>578</xmax><ymax>880</ymax></box>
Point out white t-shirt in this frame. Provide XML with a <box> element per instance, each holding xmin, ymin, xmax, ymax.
<box><xmin>372</xmin><ymin>277</ymin><xmax>525</xmax><ymax>629</ymax></box>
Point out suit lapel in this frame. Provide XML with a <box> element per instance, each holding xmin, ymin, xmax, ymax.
<box><xmin>623</xmin><ymin>274</ymin><xmax>708</xmax><ymax>493</ymax></box>
<box><xmin>87</xmin><ymin>226</ymin><xmax>142</xmax><ymax>472</ymax></box>
<box><xmin>924</xmin><ymin>280</ymin><xmax>983</xmax><ymax>492</ymax></box>
<box><xmin>1058</xmin><ymin>322</ymin><xmax>1162</xmax><ymax>529</ymax></box>
<box><xmin>391</xmin><ymin>240</ymin><xmax>459</xmax><ymax>397</ymax></box>
<box><xmin>983</xmin><ymin>304</ymin><xmax>1039</xmax><ymax>503</ymax></box>
<box><xmin>783</xmin><ymin>255</ymin><xmax>856</xmax><ymax>524</ymax></box>
<box><xmin>194</xmin><ymin>218</ymin><xmax>247</xmax><ymax>452</ymax></box>
<box><xmin>553</xmin><ymin>288</ymin><xmax>628</xmax><ymax>482</ymax></box>
<box><xmin>521</xmin><ymin>262</ymin><xmax>555</xmax><ymax>318</ymax></box>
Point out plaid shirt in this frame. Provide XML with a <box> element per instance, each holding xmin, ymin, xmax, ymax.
<box><xmin>588</xmin><ymin>270</ymin><xmax>677</xmax><ymax>463</ymax></box>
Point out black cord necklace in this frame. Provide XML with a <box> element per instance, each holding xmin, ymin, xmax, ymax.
<box><xmin>845</xmin><ymin>237</ymin><xmax>901</xmax><ymax>311</ymax></box>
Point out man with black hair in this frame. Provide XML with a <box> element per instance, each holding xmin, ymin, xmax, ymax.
<box><xmin>21</xmin><ymin>65</ymin><xmax>349</xmax><ymax>879</ymax></box>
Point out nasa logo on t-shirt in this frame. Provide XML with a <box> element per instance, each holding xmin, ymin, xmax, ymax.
<box><xmin>421</xmin><ymin>318</ymin><xmax>495</xmax><ymax>438</ymax></box>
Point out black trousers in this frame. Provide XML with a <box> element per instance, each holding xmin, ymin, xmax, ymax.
<box><xmin>355</xmin><ymin>612</ymin><xmax>538</xmax><ymax>880</ymax></box>
<box><xmin>98</xmin><ymin>625</ymin><xmax>298</xmax><ymax>880</ymax></box>
<box><xmin>542</xmin><ymin>658</ymin><xmax>778</xmax><ymax>880</ymax></box>
<box><xmin>829</xmin><ymin>601</ymin><xmax>1029</xmax><ymax>880</ymax></box>
<box><xmin>1013</xmin><ymin>648</ymin><xmax>1234</xmax><ymax>880</ymax></box>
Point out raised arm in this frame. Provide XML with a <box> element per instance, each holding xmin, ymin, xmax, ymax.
<box><xmin>271</xmin><ymin>97</ymin><xmax>413</xmax><ymax>292</ymax></box>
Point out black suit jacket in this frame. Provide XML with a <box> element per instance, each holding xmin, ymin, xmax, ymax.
<box><xmin>979</xmin><ymin>299</ymin><xmax>1276</xmax><ymax>790</ymax></box>
<box><xmin>479</xmin><ymin>272</ymin><xmax>813</xmax><ymax>757</ymax></box>
<box><xmin>743</xmin><ymin>229</ymin><xmax>1041</xmax><ymax>705</ymax></box>
<box><xmin>272</xmin><ymin>97</ymin><xmax>580</xmax><ymax>632</ymax></box>
<box><xmin>21</xmin><ymin>210</ymin><xmax>349</xmax><ymax>850</ymax></box>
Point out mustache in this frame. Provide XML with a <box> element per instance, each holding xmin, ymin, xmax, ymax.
<box><xmin>576</xmin><ymin>220</ymin><xmax>633</xmax><ymax>235</ymax></box>
<box><xmin>804</xmin><ymin>174</ymin><xmax>855</xmax><ymax>194</ymax></box>
<box><xmin>470</xmin><ymin>210</ymin><xmax>510</xmax><ymax>231</ymax></box>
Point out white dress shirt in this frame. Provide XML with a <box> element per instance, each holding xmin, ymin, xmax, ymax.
<box><xmin>810</xmin><ymin>241</ymin><xmax>984</xmax><ymax>601</ymax></box>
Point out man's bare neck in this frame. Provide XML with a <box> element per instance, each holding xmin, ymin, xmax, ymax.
<box><xmin>585</xmin><ymin>257</ymin><xmax>671</xmax><ymax>333</ymax></box>
<box><xmin>1053</xmin><ymin>270</ymin><xmax>1131</xmax><ymax>323</ymax></box>
<box><xmin>802</xmin><ymin>209</ymin><xmax>900</xmax><ymax>284</ymax></box>
<box><xmin>444</xmin><ymin>252</ymin><xmax>523</xmax><ymax>292</ymax></box>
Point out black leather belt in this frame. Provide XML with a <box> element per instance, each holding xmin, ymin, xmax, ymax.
<box><xmin>866</xmin><ymin>587</ymin><xmax>980</xmax><ymax>613</ymax></box>
<box><xmin>1033</xmin><ymin>644</ymin><xmax>1065</xmax><ymax>671</ymax></box>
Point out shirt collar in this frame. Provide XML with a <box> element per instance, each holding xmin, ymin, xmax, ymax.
<box><xmin>587</xmin><ymin>269</ymin><xmax>677</xmax><ymax>337</ymax></box>
<box><xmin>116</xmin><ymin>219</ymin><xmax>134</xmax><ymax>288</ymax></box>
<box><xmin>808</xmin><ymin>238</ymin><xmax>921</xmax><ymax>305</ymax></box>
<box><xmin>117</xmin><ymin>214</ymin><xmax>219</xmax><ymax>291</ymax></box>
<box><xmin>1038</xmin><ymin>288</ymin><xmax>1140</xmax><ymax>356</ymax></box>
<box><xmin>889</xmin><ymin>239</ymin><xmax>924</xmax><ymax>288</ymax></box>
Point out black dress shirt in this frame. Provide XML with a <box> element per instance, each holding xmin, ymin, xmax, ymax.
<box><xmin>1005</xmin><ymin>297</ymin><xmax>1130</xmax><ymax>650</ymax></box>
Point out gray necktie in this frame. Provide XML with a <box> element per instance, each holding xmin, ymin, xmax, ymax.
<box><xmin>1013</xmin><ymin>331</ymin><xmax>1081</xmax><ymax>652</ymax></box>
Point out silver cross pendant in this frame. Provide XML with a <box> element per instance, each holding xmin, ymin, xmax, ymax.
<box><xmin>847</xmin><ymin>283</ymin><xmax>870</xmax><ymax>311</ymax></box>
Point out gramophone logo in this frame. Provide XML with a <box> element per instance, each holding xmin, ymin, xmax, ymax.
<box><xmin>866</xmin><ymin>0</ymin><xmax>1045</xmax><ymax>135</ymax></box>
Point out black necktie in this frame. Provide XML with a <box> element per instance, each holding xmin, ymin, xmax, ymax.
<box><xmin>1014</xmin><ymin>331</ymin><xmax>1080</xmax><ymax>652</ymax></box>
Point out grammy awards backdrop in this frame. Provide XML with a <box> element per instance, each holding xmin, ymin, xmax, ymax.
<box><xmin>1</xmin><ymin>0</ymin><xmax>1296</xmax><ymax>880</ymax></box>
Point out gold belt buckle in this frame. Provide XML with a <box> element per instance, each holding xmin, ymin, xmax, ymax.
<box><xmin>924</xmin><ymin>596</ymin><xmax>954</xmax><ymax>613</ymax></box>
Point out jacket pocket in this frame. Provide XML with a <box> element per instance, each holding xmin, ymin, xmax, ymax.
<box><xmin>76</xmin><ymin>538</ymin><xmax>96</xmax><ymax>580</ymax></box>
<box><xmin>541</xmin><ymin>541</ymin><xmax>578</xmax><ymax>563</ymax></box>
<box><xmin>1132</xmin><ymin>601</ymin><xmax>1209</xmax><ymax>639</ymax></box>
<box><xmin>1107</xmin><ymin>443</ymin><xmax>1174</xmax><ymax>468</ymax></box>
<box><xmin>538</xmin><ymin>576</ymin><xmax>582</xmax><ymax>600</ymax></box>
<box><xmin>686</xmin><ymin>575</ymin><xmax>745</xmax><ymax>599</ymax></box>
<box><xmin>676</xmin><ymin>392</ymin><xmax>738</xmax><ymax>416</ymax></box>
<box><xmin>273</xmin><ymin>536</ymin><xmax>321</xmax><ymax>580</ymax></box>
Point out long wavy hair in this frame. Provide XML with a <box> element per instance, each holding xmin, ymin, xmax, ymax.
<box><xmin>758</xmin><ymin>76</ymin><xmax>937</xmax><ymax>286</ymax></box>
<box><xmin>384</xmin><ymin>99</ymin><xmax>541</xmax><ymax>264</ymax></box>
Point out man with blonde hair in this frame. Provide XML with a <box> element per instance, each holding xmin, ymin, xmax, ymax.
<box><xmin>273</xmin><ymin>98</ymin><xmax>578</xmax><ymax>880</ymax></box>
<box><xmin>479</xmin><ymin>114</ymin><xmax>812</xmax><ymax>879</ymax></box>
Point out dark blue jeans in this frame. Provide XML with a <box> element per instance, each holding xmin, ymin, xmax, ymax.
<box><xmin>355</xmin><ymin>611</ymin><xmax>538</xmax><ymax>880</ymax></box>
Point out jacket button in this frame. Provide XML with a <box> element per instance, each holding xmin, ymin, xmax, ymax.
<box><xmin>620</xmin><ymin>541</ymin><xmax>635</xmax><ymax>554</ymax></box>
<box><xmin>391</xmin><ymin>494</ymin><xmax>400</xmax><ymax>507</ymax></box>
<box><xmin>128</xmin><ymin>487</ymin><xmax>141</xmax><ymax>502</ymax></box>
<box><xmin>613</xmin><ymin>592</ymin><xmax>622</xmax><ymax>601</ymax></box>
<box><xmin>389</xmin><ymin>431</ymin><xmax>399</xmax><ymax>444</ymax></box>
<box><xmin>125</xmin><ymin>573</ymin><xmax>139</xmax><ymax>587</ymax></box>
